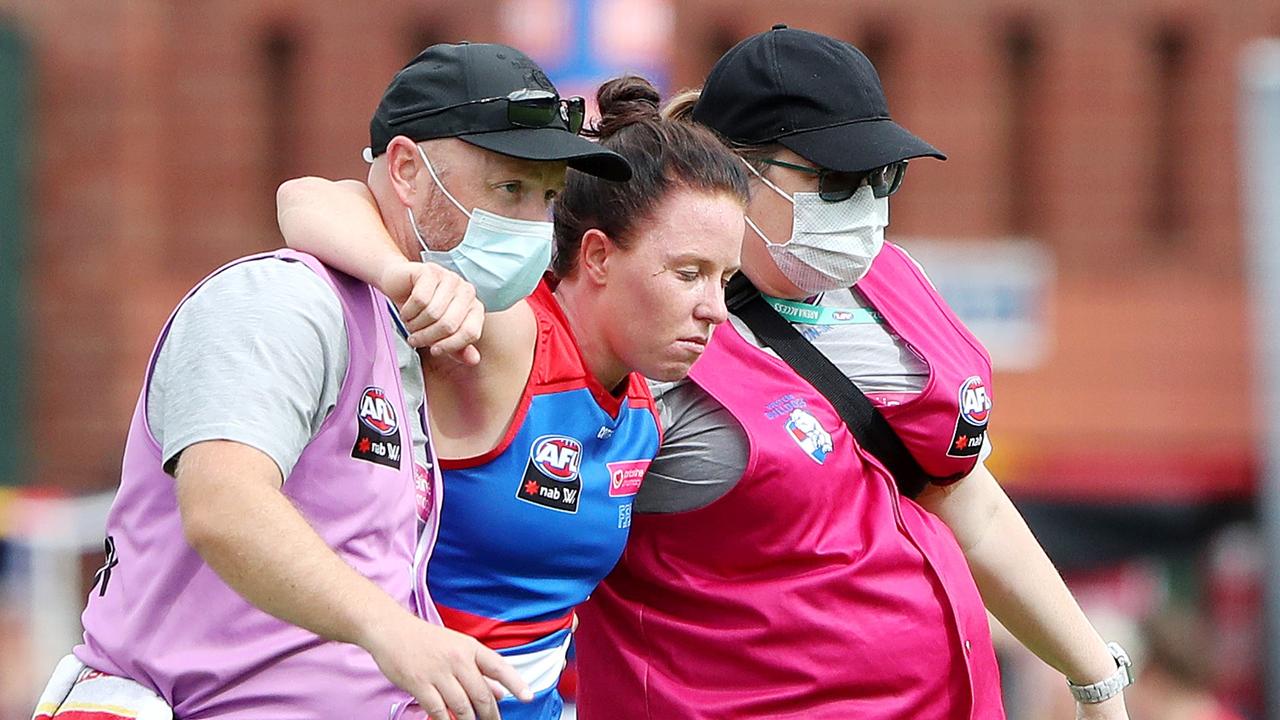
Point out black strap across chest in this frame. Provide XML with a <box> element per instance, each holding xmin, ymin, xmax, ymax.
<box><xmin>724</xmin><ymin>275</ymin><xmax>931</xmax><ymax>498</ymax></box>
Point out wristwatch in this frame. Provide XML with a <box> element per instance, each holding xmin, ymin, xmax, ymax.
<box><xmin>1067</xmin><ymin>642</ymin><xmax>1135</xmax><ymax>703</ymax></box>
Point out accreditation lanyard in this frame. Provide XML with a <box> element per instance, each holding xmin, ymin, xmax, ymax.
<box><xmin>763</xmin><ymin>295</ymin><xmax>884</xmax><ymax>326</ymax></box>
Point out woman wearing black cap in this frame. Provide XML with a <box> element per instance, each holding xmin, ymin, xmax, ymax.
<box><xmin>572</xmin><ymin>26</ymin><xmax>1131</xmax><ymax>720</ymax></box>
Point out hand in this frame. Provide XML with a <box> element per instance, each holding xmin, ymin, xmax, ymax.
<box><xmin>380</xmin><ymin>262</ymin><xmax>484</xmax><ymax>366</ymax></box>
<box><xmin>363</xmin><ymin>614</ymin><xmax>531</xmax><ymax>720</ymax></box>
<box><xmin>1076</xmin><ymin>695</ymin><xmax>1129</xmax><ymax>720</ymax></box>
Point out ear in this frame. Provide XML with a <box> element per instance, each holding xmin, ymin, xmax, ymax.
<box><xmin>578</xmin><ymin>228</ymin><xmax>614</xmax><ymax>286</ymax></box>
<box><xmin>384</xmin><ymin>135</ymin><xmax>422</xmax><ymax>207</ymax></box>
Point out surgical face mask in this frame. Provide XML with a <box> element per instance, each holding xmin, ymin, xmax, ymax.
<box><xmin>408</xmin><ymin>145</ymin><xmax>553</xmax><ymax>311</ymax></box>
<box><xmin>744</xmin><ymin>161</ymin><xmax>889</xmax><ymax>294</ymax></box>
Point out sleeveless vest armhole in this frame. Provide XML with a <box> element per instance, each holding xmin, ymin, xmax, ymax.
<box><xmin>274</xmin><ymin>252</ymin><xmax>371</xmax><ymax>442</ymax></box>
<box><xmin>882</xmin><ymin>244</ymin><xmax>994</xmax><ymax>374</ymax></box>
<box><xmin>140</xmin><ymin>251</ymin><xmax>364</xmax><ymax>458</ymax></box>
<box><xmin>437</xmin><ymin>383</ymin><xmax>537</xmax><ymax>472</ymax></box>
<box><xmin>687</xmin><ymin>323</ymin><xmax>766</xmax><ymax>503</ymax></box>
<box><xmin>439</xmin><ymin>303</ymin><xmax>545</xmax><ymax>471</ymax></box>
<box><xmin>861</xmin><ymin>244</ymin><xmax>993</xmax><ymax>481</ymax></box>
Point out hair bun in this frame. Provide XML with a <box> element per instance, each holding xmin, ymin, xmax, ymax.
<box><xmin>593</xmin><ymin>75</ymin><xmax>661</xmax><ymax>138</ymax></box>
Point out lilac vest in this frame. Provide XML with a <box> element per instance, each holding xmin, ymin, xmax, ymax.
<box><xmin>575</xmin><ymin>244</ymin><xmax>1003</xmax><ymax>719</ymax></box>
<box><xmin>75</xmin><ymin>251</ymin><xmax>430</xmax><ymax>720</ymax></box>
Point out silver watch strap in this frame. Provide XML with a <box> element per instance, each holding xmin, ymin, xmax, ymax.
<box><xmin>1067</xmin><ymin>642</ymin><xmax>1135</xmax><ymax>704</ymax></box>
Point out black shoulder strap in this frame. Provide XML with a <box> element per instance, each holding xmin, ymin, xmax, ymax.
<box><xmin>724</xmin><ymin>275</ymin><xmax>931</xmax><ymax>498</ymax></box>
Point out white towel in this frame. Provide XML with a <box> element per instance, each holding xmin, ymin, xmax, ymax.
<box><xmin>31</xmin><ymin>654</ymin><xmax>173</xmax><ymax>720</ymax></box>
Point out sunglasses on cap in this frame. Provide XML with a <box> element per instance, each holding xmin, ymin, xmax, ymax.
<box><xmin>759</xmin><ymin>159</ymin><xmax>908</xmax><ymax>201</ymax></box>
<box><xmin>391</xmin><ymin>88</ymin><xmax>586</xmax><ymax>135</ymax></box>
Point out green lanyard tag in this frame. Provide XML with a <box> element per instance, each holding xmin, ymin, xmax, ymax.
<box><xmin>764</xmin><ymin>295</ymin><xmax>884</xmax><ymax>326</ymax></box>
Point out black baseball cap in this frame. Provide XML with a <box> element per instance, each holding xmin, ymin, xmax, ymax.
<box><xmin>693</xmin><ymin>25</ymin><xmax>945</xmax><ymax>173</ymax></box>
<box><xmin>367</xmin><ymin>42</ymin><xmax>632</xmax><ymax>181</ymax></box>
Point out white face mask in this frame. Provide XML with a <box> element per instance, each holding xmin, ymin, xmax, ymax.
<box><xmin>744</xmin><ymin>161</ymin><xmax>889</xmax><ymax>294</ymax></box>
<box><xmin>409</xmin><ymin>145</ymin><xmax>553</xmax><ymax>311</ymax></box>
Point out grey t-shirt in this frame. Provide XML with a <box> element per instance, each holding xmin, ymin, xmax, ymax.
<box><xmin>147</xmin><ymin>258</ymin><xmax>427</xmax><ymax>479</ymax></box>
<box><xmin>636</xmin><ymin>287</ymin><xmax>987</xmax><ymax>514</ymax></box>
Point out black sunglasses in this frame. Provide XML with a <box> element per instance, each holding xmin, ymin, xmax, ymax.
<box><xmin>759</xmin><ymin>159</ymin><xmax>908</xmax><ymax>201</ymax></box>
<box><xmin>391</xmin><ymin>89</ymin><xmax>586</xmax><ymax>135</ymax></box>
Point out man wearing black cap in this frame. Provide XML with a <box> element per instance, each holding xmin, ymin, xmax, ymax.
<box><xmin>336</xmin><ymin>41</ymin><xmax>630</xmax><ymax>316</ymax></box>
<box><xmin>37</xmin><ymin>42</ymin><xmax>624</xmax><ymax>720</ymax></box>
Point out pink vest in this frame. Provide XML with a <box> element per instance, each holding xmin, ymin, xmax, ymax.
<box><xmin>574</xmin><ymin>245</ymin><xmax>1003</xmax><ymax>719</ymax></box>
<box><xmin>75</xmin><ymin>251</ymin><xmax>430</xmax><ymax>719</ymax></box>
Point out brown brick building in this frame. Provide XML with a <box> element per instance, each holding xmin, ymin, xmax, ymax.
<box><xmin>0</xmin><ymin>0</ymin><xmax>1275</xmax><ymax>504</ymax></box>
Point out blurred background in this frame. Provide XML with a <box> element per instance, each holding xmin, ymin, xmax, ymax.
<box><xmin>0</xmin><ymin>0</ymin><xmax>1277</xmax><ymax>718</ymax></box>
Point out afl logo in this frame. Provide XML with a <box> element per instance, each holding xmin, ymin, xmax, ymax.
<box><xmin>358</xmin><ymin>387</ymin><xmax>399</xmax><ymax>436</ymax></box>
<box><xmin>530</xmin><ymin>435</ymin><xmax>582</xmax><ymax>482</ymax></box>
<box><xmin>958</xmin><ymin>376</ymin><xmax>991</xmax><ymax>426</ymax></box>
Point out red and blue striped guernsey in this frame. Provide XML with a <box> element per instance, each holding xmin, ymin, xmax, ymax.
<box><xmin>423</xmin><ymin>280</ymin><xmax>661</xmax><ymax>720</ymax></box>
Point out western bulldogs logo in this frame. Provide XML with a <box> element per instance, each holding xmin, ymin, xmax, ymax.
<box><xmin>948</xmin><ymin>375</ymin><xmax>990</xmax><ymax>458</ymax></box>
<box><xmin>784</xmin><ymin>409</ymin><xmax>834</xmax><ymax>464</ymax></box>
<box><xmin>358</xmin><ymin>387</ymin><xmax>398</xmax><ymax>436</ymax></box>
<box><xmin>518</xmin><ymin>435</ymin><xmax>584</xmax><ymax>513</ymax></box>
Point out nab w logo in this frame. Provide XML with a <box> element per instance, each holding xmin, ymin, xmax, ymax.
<box><xmin>958</xmin><ymin>376</ymin><xmax>991</xmax><ymax>426</ymax></box>
<box><xmin>358</xmin><ymin>387</ymin><xmax>398</xmax><ymax>436</ymax></box>
<box><xmin>529</xmin><ymin>435</ymin><xmax>582</xmax><ymax>481</ymax></box>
